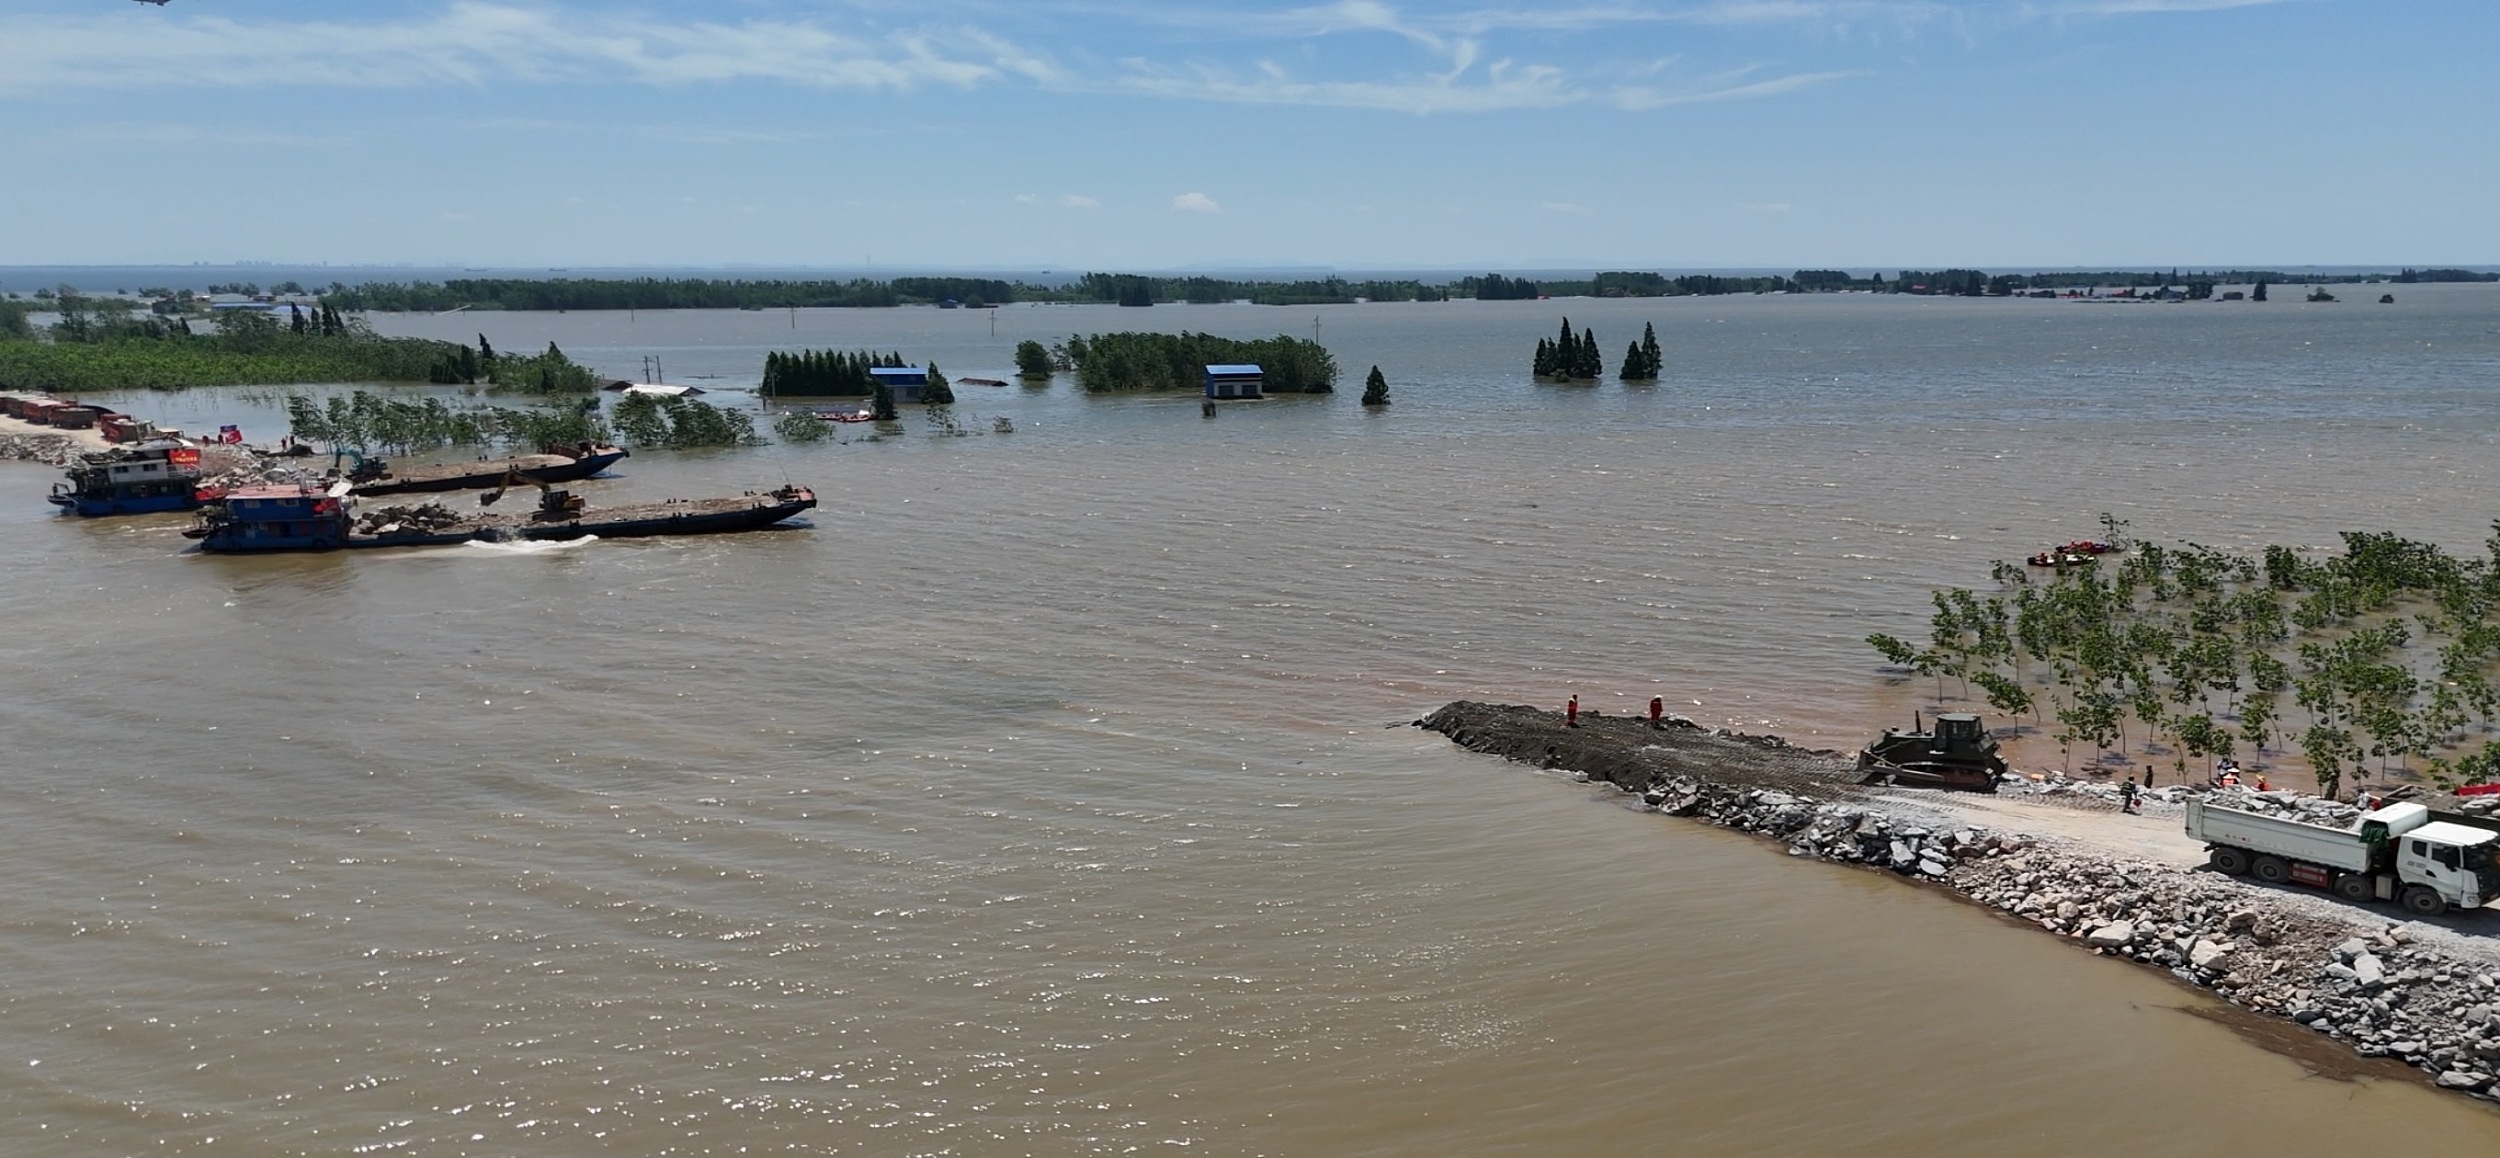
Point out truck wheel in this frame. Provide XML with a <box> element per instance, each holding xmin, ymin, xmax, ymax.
<box><xmin>2401</xmin><ymin>885</ymin><xmax>2446</xmax><ymax>916</ymax></box>
<box><xmin>2209</xmin><ymin>847</ymin><xmax>2250</xmax><ymax>875</ymax></box>
<box><xmin>2251</xmin><ymin>855</ymin><xmax>2290</xmax><ymax>884</ymax></box>
<box><xmin>2333</xmin><ymin>874</ymin><xmax>2375</xmax><ymax>902</ymax></box>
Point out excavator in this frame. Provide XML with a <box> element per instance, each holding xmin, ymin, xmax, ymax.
<box><xmin>478</xmin><ymin>466</ymin><xmax>585</xmax><ymax>520</ymax></box>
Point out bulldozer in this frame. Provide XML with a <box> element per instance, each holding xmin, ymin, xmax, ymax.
<box><xmin>1855</xmin><ymin>711</ymin><xmax>2008</xmax><ymax>793</ymax></box>
<box><xmin>478</xmin><ymin>466</ymin><xmax>585</xmax><ymax>521</ymax></box>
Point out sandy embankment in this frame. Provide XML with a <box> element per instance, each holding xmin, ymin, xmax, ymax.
<box><xmin>0</xmin><ymin>412</ymin><xmax>111</xmax><ymax>459</ymax></box>
<box><xmin>1422</xmin><ymin>701</ymin><xmax>2500</xmax><ymax>1103</ymax></box>
<box><xmin>0</xmin><ymin>402</ymin><xmax>263</xmax><ymax>480</ymax></box>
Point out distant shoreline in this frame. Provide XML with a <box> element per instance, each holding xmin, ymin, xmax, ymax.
<box><xmin>7</xmin><ymin>268</ymin><xmax>2493</xmax><ymax>313</ymax></box>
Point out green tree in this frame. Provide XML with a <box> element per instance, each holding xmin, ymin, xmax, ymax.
<box><xmin>212</xmin><ymin>308</ymin><xmax>282</xmax><ymax>352</ymax></box>
<box><xmin>1361</xmin><ymin>365</ymin><xmax>1389</xmax><ymax>407</ymax></box>
<box><xmin>920</xmin><ymin>362</ymin><xmax>955</xmax><ymax>405</ymax></box>
<box><xmin>773</xmin><ymin>410</ymin><xmax>831</xmax><ymax>443</ymax></box>
<box><xmin>1015</xmin><ymin>339</ymin><xmax>1052</xmax><ymax>378</ymax></box>
<box><xmin>611</xmin><ymin>393</ymin><xmax>758</xmax><ymax>448</ymax></box>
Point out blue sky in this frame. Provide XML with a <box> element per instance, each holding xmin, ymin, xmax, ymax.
<box><xmin>2</xmin><ymin>0</ymin><xmax>2492</xmax><ymax>270</ymax></box>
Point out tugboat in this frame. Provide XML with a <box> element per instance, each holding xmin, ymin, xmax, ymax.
<box><xmin>184</xmin><ymin>482</ymin><xmax>355</xmax><ymax>551</ymax></box>
<box><xmin>46</xmin><ymin>441</ymin><xmax>219</xmax><ymax>517</ymax></box>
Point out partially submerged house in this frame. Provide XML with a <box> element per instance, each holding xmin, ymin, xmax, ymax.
<box><xmin>1203</xmin><ymin>364</ymin><xmax>1263</xmax><ymax>400</ymax></box>
<box><xmin>602</xmin><ymin>381</ymin><xmax>707</xmax><ymax>397</ymax></box>
<box><xmin>870</xmin><ymin>366</ymin><xmax>932</xmax><ymax>404</ymax></box>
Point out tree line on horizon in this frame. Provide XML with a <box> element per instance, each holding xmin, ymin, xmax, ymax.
<box><xmin>18</xmin><ymin>267</ymin><xmax>2495</xmax><ymax>318</ymax></box>
<box><xmin>26</xmin><ymin>265</ymin><xmax>2483</xmax><ymax>318</ymax></box>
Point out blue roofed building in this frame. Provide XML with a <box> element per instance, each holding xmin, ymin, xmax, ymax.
<box><xmin>870</xmin><ymin>366</ymin><xmax>932</xmax><ymax>404</ymax></box>
<box><xmin>1203</xmin><ymin>364</ymin><xmax>1263</xmax><ymax>399</ymax></box>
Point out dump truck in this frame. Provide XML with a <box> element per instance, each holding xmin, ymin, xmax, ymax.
<box><xmin>2183</xmin><ymin>798</ymin><xmax>2500</xmax><ymax>915</ymax></box>
<box><xmin>1855</xmin><ymin>712</ymin><xmax>2009</xmax><ymax>793</ymax></box>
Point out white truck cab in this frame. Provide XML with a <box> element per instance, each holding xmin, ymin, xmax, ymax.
<box><xmin>2395</xmin><ymin>821</ymin><xmax>2500</xmax><ymax>910</ymax></box>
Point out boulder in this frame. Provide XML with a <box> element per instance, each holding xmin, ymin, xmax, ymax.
<box><xmin>2190</xmin><ymin>940</ymin><xmax>2232</xmax><ymax>970</ymax></box>
<box><xmin>2086</xmin><ymin>921</ymin><xmax>2136</xmax><ymax>949</ymax></box>
<box><xmin>2356</xmin><ymin>953</ymin><xmax>2387</xmax><ymax>988</ymax></box>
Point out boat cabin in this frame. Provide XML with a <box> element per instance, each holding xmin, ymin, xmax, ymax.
<box><xmin>203</xmin><ymin>484</ymin><xmax>352</xmax><ymax>551</ymax></box>
<box><xmin>1204</xmin><ymin>364</ymin><xmax>1264</xmax><ymax>399</ymax></box>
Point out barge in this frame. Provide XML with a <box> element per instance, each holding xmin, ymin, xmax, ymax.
<box><xmin>334</xmin><ymin>443</ymin><xmax>630</xmax><ymax>496</ymax></box>
<box><xmin>186</xmin><ymin>482</ymin><xmax>815</xmax><ymax>553</ymax></box>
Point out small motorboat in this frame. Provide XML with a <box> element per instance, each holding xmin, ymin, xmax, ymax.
<box><xmin>2028</xmin><ymin>550</ymin><xmax>2099</xmax><ymax>568</ymax></box>
<box><xmin>957</xmin><ymin>377</ymin><xmax>1009</xmax><ymax>387</ymax></box>
<box><xmin>812</xmin><ymin>408</ymin><xmax>876</xmax><ymax>423</ymax></box>
<box><xmin>2057</xmin><ymin>539</ymin><xmax>2120</xmax><ymax>555</ymax></box>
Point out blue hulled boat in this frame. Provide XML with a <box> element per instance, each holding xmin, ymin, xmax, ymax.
<box><xmin>47</xmin><ymin>442</ymin><xmax>216</xmax><ymax>517</ymax></box>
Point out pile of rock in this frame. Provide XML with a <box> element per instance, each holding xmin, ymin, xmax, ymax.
<box><xmin>1639</xmin><ymin>777</ymin><xmax>2029</xmax><ymax>876</ymax></box>
<box><xmin>1635</xmin><ymin>774</ymin><xmax>2500</xmax><ymax>1100</ymax></box>
<box><xmin>0</xmin><ymin>432</ymin><xmax>82</xmax><ymax>466</ymax></box>
<box><xmin>201</xmin><ymin>450</ymin><xmax>323</xmax><ymax>493</ymax></box>
<box><xmin>1426</xmin><ymin>700</ymin><xmax>2500</xmax><ymax>1104</ymax></box>
<box><xmin>357</xmin><ymin>503</ymin><xmax>465</xmax><ymax>534</ymax></box>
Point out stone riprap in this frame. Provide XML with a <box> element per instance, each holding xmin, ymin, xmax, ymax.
<box><xmin>1421</xmin><ymin>701</ymin><xmax>2500</xmax><ymax>1103</ymax></box>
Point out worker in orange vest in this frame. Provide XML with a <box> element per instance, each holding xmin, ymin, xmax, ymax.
<box><xmin>1566</xmin><ymin>695</ymin><xmax>1579</xmax><ymax>727</ymax></box>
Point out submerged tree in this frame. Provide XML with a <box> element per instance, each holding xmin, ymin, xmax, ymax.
<box><xmin>1534</xmin><ymin>318</ymin><xmax>1603</xmax><ymax>381</ymax></box>
<box><xmin>1619</xmin><ymin>322</ymin><xmax>1663</xmax><ymax>381</ymax></box>
<box><xmin>611</xmin><ymin>393</ymin><xmax>759</xmax><ymax>448</ymax></box>
<box><xmin>1014</xmin><ymin>339</ymin><xmax>1052</xmax><ymax>379</ymax></box>
<box><xmin>1361</xmin><ymin>365</ymin><xmax>1390</xmax><ymax>407</ymax></box>
<box><xmin>921</xmin><ymin>362</ymin><xmax>955</xmax><ymax>406</ymax></box>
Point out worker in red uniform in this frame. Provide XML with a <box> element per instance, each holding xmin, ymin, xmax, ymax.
<box><xmin>1566</xmin><ymin>695</ymin><xmax>1579</xmax><ymax>727</ymax></box>
<box><xmin>1649</xmin><ymin>697</ymin><xmax>1664</xmax><ymax>727</ymax></box>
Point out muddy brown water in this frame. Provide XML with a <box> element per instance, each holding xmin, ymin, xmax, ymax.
<box><xmin>5</xmin><ymin>289</ymin><xmax>2499</xmax><ymax>1153</ymax></box>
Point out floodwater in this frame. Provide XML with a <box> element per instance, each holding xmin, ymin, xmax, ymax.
<box><xmin>5</xmin><ymin>287</ymin><xmax>2499</xmax><ymax>1154</ymax></box>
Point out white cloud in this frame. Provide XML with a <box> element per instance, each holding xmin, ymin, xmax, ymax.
<box><xmin>0</xmin><ymin>2</ymin><xmax>1050</xmax><ymax>94</ymax></box>
<box><xmin>1061</xmin><ymin>194</ymin><xmax>1101</xmax><ymax>209</ymax></box>
<box><xmin>1013</xmin><ymin>193</ymin><xmax>1041</xmax><ymax>204</ymax></box>
<box><xmin>1171</xmin><ymin>192</ymin><xmax>1222</xmax><ymax>214</ymax></box>
<box><xmin>1613</xmin><ymin>69</ymin><xmax>1857</xmax><ymax>109</ymax></box>
<box><xmin>1118</xmin><ymin>56</ymin><xmax>1579</xmax><ymax>114</ymax></box>
<box><xmin>0</xmin><ymin>0</ymin><xmax>2290</xmax><ymax>112</ymax></box>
